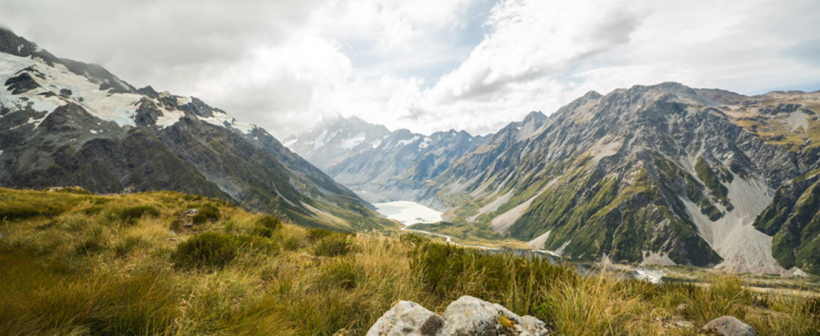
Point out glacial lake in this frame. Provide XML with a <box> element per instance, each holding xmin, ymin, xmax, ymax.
<box><xmin>373</xmin><ymin>201</ymin><xmax>443</xmax><ymax>226</ymax></box>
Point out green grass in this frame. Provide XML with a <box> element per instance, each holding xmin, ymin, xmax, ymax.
<box><xmin>695</xmin><ymin>157</ymin><xmax>730</xmax><ymax>206</ymax></box>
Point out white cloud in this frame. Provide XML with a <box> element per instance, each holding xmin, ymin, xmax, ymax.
<box><xmin>2</xmin><ymin>0</ymin><xmax>819</xmax><ymax>137</ymax></box>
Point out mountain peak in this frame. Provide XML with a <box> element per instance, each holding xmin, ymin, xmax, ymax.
<box><xmin>523</xmin><ymin>111</ymin><xmax>546</xmax><ymax>123</ymax></box>
<box><xmin>582</xmin><ymin>90</ymin><xmax>603</xmax><ymax>100</ymax></box>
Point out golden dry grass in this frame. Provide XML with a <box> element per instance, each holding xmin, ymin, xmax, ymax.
<box><xmin>0</xmin><ymin>188</ymin><xmax>818</xmax><ymax>335</ymax></box>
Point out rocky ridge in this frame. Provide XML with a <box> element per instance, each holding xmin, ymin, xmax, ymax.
<box><xmin>425</xmin><ymin>83</ymin><xmax>820</xmax><ymax>274</ymax></box>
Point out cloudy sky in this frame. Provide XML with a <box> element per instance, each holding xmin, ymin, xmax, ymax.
<box><xmin>2</xmin><ymin>0</ymin><xmax>819</xmax><ymax>137</ymax></box>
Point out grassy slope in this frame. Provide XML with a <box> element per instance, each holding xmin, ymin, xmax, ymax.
<box><xmin>0</xmin><ymin>188</ymin><xmax>818</xmax><ymax>335</ymax></box>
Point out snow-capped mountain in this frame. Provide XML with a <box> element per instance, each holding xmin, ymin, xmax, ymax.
<box><xmin>286</xmin><ymin>116</ymin><xmax>485</xmax><ymax>206</ymax></box>
<box><xmin>284</xmin><ymin>115</ymin><xmax>392</xmax><ymax>171</ymax></box>
<box><xmin>0</xmin><ymin>28</ymin><xmax>390</xmax><ymax>230</ymax></box>
<box><xmin>427</xmin><ymin>83</ymin><xmax>820</xmax><ymax>275</ymax></box>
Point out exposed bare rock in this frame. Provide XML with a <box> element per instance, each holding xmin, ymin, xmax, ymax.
<box><xmin>703</xmin><ymin>316</ymin><xmax>756</xmax><ymax>336</ymax></box>
<box><xmin>365</xmin><ymin>301</ymin><xmax>443</xmax><ymax>336</ymax></box>
<box><xmin>367</xmin><ymin>296</ymin><xmax>550</xmax><ymax>336</ymax></box>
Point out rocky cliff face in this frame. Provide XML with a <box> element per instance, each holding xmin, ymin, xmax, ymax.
<box><xmin>427</xmin><ymin>83</ymin><xmax>820</xmax><ymax>273</ymax></box>
<box><xmin>287</xmin><ymin>116</ymin><xmax>485</xmax><ymax>207</ymax></box>
<box><xmin>0</xmin><ymin>29</ymin><xmax>390</xmax><ymax>231</ymax></box>
<box><xmin>753</xmin><ymin>167</ymin><xmax>820</xmax><ymax>274</ymax></box>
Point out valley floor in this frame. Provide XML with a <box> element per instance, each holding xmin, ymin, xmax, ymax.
<box><xmin>1</xmin><ymin>188</ymin><xmax>819</xmax><ymax>335</ymax></box>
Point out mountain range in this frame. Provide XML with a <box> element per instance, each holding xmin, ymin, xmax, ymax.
<box><xmin>0</xmin><ymin>28</ymin><xmax>390</xmax><ymax>231</ymax></box>
<box><xmin>285</xmin><ymin>116</ymin><xmax>485</xmax><ymax>208</ymax></box>
<box><xmin>4</xmin><ymin>29</ymin><xmax>820</xmax><ymax>276</ymax></box>
<box><xmin>290</xmin><ymin>84</ymin><xmax>820</xmax><ymax>276</ymax></box>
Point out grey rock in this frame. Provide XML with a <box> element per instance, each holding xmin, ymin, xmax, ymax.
<box><xmin>703</xmin><ymin>316</ymin><xmax>756</xmax><ymax>336</ymax></box>
<box><xmin>5</xmin><ymin>72</ymin><xmax>40</xmax><ymax>94</ymax></box>
<box><xmin>365</xmin><ymin>301</ymin><xmax>444</xmax><ymax>336</ymax></box>
<box><xmin>675</xmin><ymin>320</ymin><xmax>694</xmax><ymax>329</ymax></box>
<box><xmin>676</xmin><ymin>303</ymin><xmax>689</xmax><ymax>315</ymax></box>
<box><xmin>439</xmin><ymin>296</ymin><xmax>549</xmax><ymax>336</ymax></box>
<box><xmin>367</xmin><ymin>297</ymin><xmax>549</xmax><ymax>336</ymax></box>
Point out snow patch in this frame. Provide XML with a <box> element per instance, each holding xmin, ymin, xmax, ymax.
<box><xmin>231</xmin><ymin>120</ymin><xmax>255</xmax><ymax>134</ymax></box>
<box><xmin>370</xmin><ymin>139</ymin><xmax>382</xmax><ymax>148</ymax></box>
<box><xmin>418</xmin><ymin>137</ymin><xmax>432</xmax><ymax>150</ymax></box>
<box><xmin>282</xmin><ymin>137</ymin><xmax>297</xmax><ymax>148</ymax></box>
<box><xmin>175</xmin><ymin>96</ymin><xmax>192</xmax><ymax>106</ymax></box>
<box><xmin>0</xmin><ymin>53</ymin><xmax>143</xmax><ymax>127</ymax></box>
<box><xmin>155</xmin><ymin>108</ymin><xmax>184</xmax><ymax>127</ymax></box>
<box><xmin>89</xmin><ymin>129</ymin><xmax>97</xmax><ymax>134</ymax></box>
<box><xmin>311</xmin><ymin>130</ymin><xmax>329</xmax><ymax>149</ymax></box>
<box><xmin>198</xmin><ymin>111</ymin><xmax>230</xmax><ymax>127</ymax></box>
<box><xmin>396</xmin><ymin>135</ymin><xmax>420</xmax><ymax>147</ymax></box>
<box><xmin>340</xmin><ymin>132</ymin><xmax>366</xmax><ymax>149</ymax></box>
<box><xmin>196</xmin><ymin>110</ymin><xmax>254</xmax><ymax>133</ymax></box>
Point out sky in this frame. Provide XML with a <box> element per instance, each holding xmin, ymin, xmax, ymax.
<box><xmin>2</xmin><ymin>0</ymin><xmax>820</xmax><ymax>137</ymax></box>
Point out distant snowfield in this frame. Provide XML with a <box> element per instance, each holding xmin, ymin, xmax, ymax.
<box><xmin>373</xmin><ymin>201</ymin><xmax>443</xmax><ymax>226</ymax></box>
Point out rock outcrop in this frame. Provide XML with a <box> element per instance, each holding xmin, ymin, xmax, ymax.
<box><xmin>366</xmin><ymin>296</ymin><xmax>550</xmax><ymax>336</ymax></box>
<box><xmin>703</xmin><ymin>315</ymin><xmax>756</xmax><ymax>336</ymax></box>
<box><xmin>366</xmin><ymin>301</ymin><xmax>443</xmax><ymax>336</ymax></box>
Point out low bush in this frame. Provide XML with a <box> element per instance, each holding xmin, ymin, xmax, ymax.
<box><xmin>282</xmin><ymin>236</ymin><xmax>301</xmax><ymax>251</ymax></box>
<box><xmin>257</xmin><ymin>214</ymin><xmax>282</xmax><ymax>230</ymax></box>
<box><xmin>236</xmin><ymin>234</ymin><xmax>280</xmax><ymax>254</ymax></box>
<box><xmin>307</xmin><ymin>228</ymin><xmax>334</xmax><ymax>242</ymax></box>
<box><xmin>192</xmin><ymin>204</ymin><xmax>220</xmax><ymax>224</ymax></box>
<box><xmin>171</xmin><ymin>232</ymin><xmax>238</xmax><ymax>270</ymax></box>
<box><xmin>253</xmin><ymin>214</ymin><xmax>282</xmax><ymax>238</ymax></box>
<box><xmin>113</xmin><ymin>205</ymin><xmax>160</xmax><ymax>225</ymax></box>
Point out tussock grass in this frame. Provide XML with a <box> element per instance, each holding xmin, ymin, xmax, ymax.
<box><xmin>0</xmin><ymin>188</ymin><xmax>818</xmax><ymax>335</ymax></box>
<box><xmin>539</xmin><ymin>274</ymin><xmax>660</xmax><ymax>336</ymax></box>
